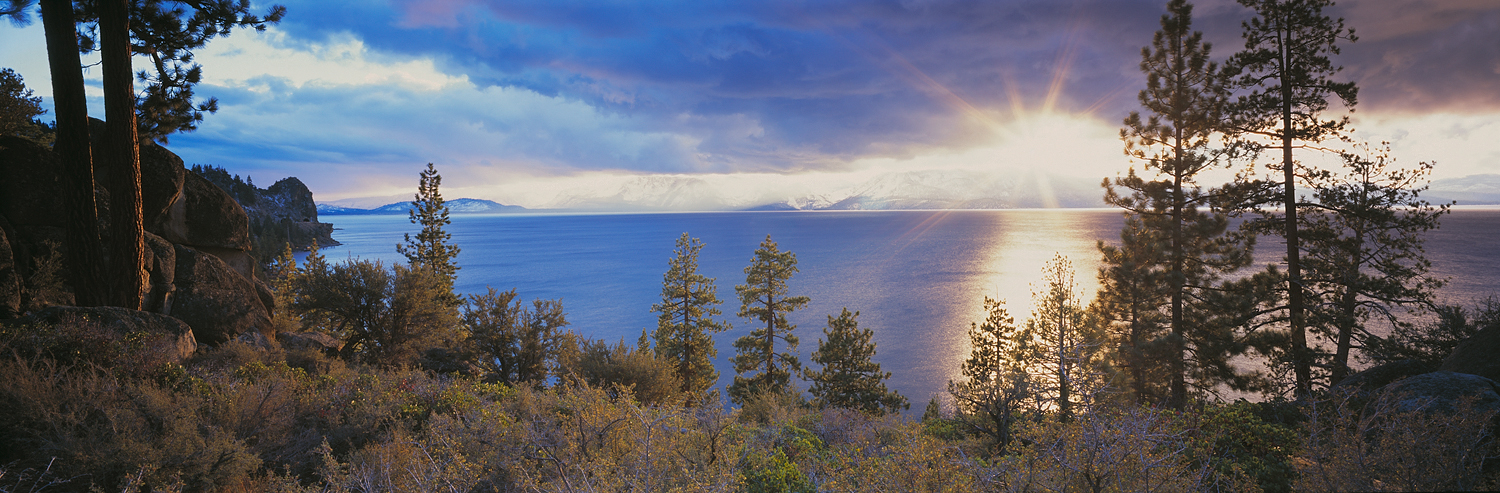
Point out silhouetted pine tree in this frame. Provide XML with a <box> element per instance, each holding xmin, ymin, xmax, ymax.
<box><xmin>1302</xmin><ymin>142</ymin><xmax>1448</xmax><ymax>383</ymax></box>
<box><xmin>1227</xmin><ymin>0</ymin><xmax>1358</xmax><ymax>398</ymax></box>
<box><xmin>948</xmin><ymin>297</ymin><xmax>1031</xmax><ymax>455</ymax></box>
<box><xmin>1107</xmin><ymin>0</ymin><xmax>1253</xmax><ymax>409</ymax></box>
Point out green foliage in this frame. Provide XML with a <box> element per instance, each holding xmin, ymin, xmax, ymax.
<box><xmin>292</xmin><ymin>257</ymin><xmax>461</xmax><ymax>366</ymax></box>
<box><xmin>1107</xmin><ymin>0</ymin><xmax>1255</xmax><ymax>410</ymax></box>
<box><xmin>807</xmin><ymin>308</ymin><xmax>907</xmax><ymax>416</ymax></box>
<box><xmin>1184</xmin><ymin>401</ymin><xmax>1300</xmax><ymax>492</ymax></box>
<box><xmin>463</xmin><ymin>287</ymin><xmax>568</xmax><ymax>386</ymax></box>
<box><xmin>0</xmin><ymin>304</ymin><xmax>1482</xmax><ymax>492</ymax></box>
<box><xmin>742</xmin><ymin>449</ymin><xmax>814</xmax><ymax>493</ymax></box>
<box><xmin>398</xmin><ymin>163</ymin><xmax>461</xmax><ymax>293</ymax></box>
<box><xmin>558</xmin><ymin>333</ymin><xmax>682</xmax><ymax>406</ymax></box>
<box><xmin>69</xmin><ymin>0</ymin><xmax>287</xmax><ymax>143</ymax></box>
<box><xmin>652</xmin><ymin>232</ymin><xmax>729</xmax><ymax>403</ymax></box>
<box><xmin>0</xmin><ymin>67</ymin><xmax>52</xmax><ymax>144</ymax></box>
<box><xmin>730</xmin><ymin>235</ymin><xmax>810</xmax><ymax>405</ymax></box>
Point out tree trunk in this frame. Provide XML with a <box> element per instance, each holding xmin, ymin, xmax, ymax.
<box><xmin>99</xmin><ymin>0</ymin><xmax>146</xmax><ymax>310</ymax></box>
<box><xmin>39</xmin><ymin>0</ymin><xmax>108</xmax><ymax>307</ymax></box>
<box><xmin>1330</xmin><ymin>224</ymin><xmax>1364</xmax><ymax>384</ymax></box>
<box><xmin>1276</xmin><ymin>19</ymin><xmax>1312</xmax><ymax>399</ymax></box>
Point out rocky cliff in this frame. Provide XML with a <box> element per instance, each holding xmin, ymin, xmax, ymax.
<box><xmin>0</xmin><ymin>130</ymin><xmax>275</xmax><ymax>346</ymax></box>
<box><xmin>193</xmin><ymin>164</ymin><xmax>339</xmax><ymax>252</ymax></box>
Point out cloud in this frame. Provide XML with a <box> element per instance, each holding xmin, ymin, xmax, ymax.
<box><xmin>6</xmin><ymin>0</ymin><xmax>1493</xmax><ymax>208</ymax></box>
<box><xmin>1334</xmin><ymin>2</ymin><xmax>1500</xmax><ymax>113</ymax></box>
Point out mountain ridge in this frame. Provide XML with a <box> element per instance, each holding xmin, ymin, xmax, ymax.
<box><xmin>318</xmin><ymin>198</ymin><xmax>527</xmax><ymax>215</ymax></box>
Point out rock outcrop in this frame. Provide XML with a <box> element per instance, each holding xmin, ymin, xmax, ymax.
<box><xmin>0</xmin><ymin>127</ymin><xmax>287</xmax><ymax>350</ymax></box>
<box><xmin>171</xmin><ymin>244</ymin><xmax>271</xmax><ymax>345</ymax></box>
<box><xmin>10</xmin><ymin>305</ymin><xmax>198</xmax><ymax>364</ymax></box>
<box><xmin>1374</xmin><ymin>371</ymin><xmax>1500</xmax><ymax>415</ymax></box>
<box><xmin>278</xmin><ymin>331</ymin><xmax>343</xmax><ymax>355</ymax></box>
<box><xmin>1332</xmin><ymin>360</ymin><xmax>1435</xmax><ymax>393</ymax></box>
<box><xmin>153</xmin><ymin>170</ymin><xmax>252</xmax><ymax>251</ymax></box>
<box><xmin>1440</xmin><ymin>325</ymin><xmax>1500</xmax><ymax>383</ymax></box>
<box><xmin>193</xmin><ymin>165</ymin><xmax>338</xmax><ymax>251</ymax></box>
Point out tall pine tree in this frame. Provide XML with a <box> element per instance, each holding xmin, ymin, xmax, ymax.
<box><xmin>1302</xmin><ymin>142</ymin><xmax>1448</xmax><ymax>384</ymax></box>
<box><xmin>1108</xmin><ymin>0</ymin><xmax>1253</xmax><ymax>409</ymax></box>
<box><xmin>807</xmin><ymin>308</ymin><xmax>908</xmax><ymax>415</ymax></box>
<box><xmin>1094</xmin><ymin>213</ymin><xmax>1171</xmax><ymax>405</ymax></box>
<box><xmin>651</xmin><ymin>233</ymin><xmax>729</xmax><ymax>404</ymax></box>
<box><xmin>1228</xmin><ymin>0</ymin><xmax>1357</xmax><ymax>398</ymax></box>
<box><xmin>398</xmin><ymin>163</ymin><xmax>460</xmax><ymax>294</ymax></box>
<box><xmin>729</xmin><ymin>235</ymin><xmax>809</xmax><ymax>405</ymax></box>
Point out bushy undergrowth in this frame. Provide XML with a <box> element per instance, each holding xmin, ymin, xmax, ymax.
<box><xmin>1</xmin><ymin>319</ymin><xmax>1496</xmax><ymax>492</ymax></box>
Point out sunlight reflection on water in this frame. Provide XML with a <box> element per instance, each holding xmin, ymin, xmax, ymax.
<box><xmin>307</xmin><ymin>209</ymin><xmax>1499</xmax><ymax>407</ymax></box>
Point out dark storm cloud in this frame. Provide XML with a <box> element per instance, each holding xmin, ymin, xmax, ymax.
<box><xmin>1331</xmin><ymin>0</ymin><xmax>1500</xmax><ymax>113</ymax></box>
<box><xmin>261</xmin><ymin>0</ymin><xmax>1497</xmax><ymax>172</ymax></box>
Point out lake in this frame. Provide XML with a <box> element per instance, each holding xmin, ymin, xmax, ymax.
<box><xmin>310</xmin><ymin>208</ymin><xmax>1500</xmax><ymax>405</ymax></box>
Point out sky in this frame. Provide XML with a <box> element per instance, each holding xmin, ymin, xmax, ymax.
<box><xmin>2</xmin><ymin>0</ymin><xmax>1498</xmax><ymax>209</ymax></box>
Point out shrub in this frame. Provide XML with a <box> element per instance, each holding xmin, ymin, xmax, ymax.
<box><xmin>1295</xmin><ymin>392</ymin><xmax>1500</xmax><ymax>491</ymax></box>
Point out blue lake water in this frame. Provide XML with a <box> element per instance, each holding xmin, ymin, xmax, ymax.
<box><xmin>310</xmin><ymin>209</ymin><xmax>1500</xmax><ymax>404</ymax></box>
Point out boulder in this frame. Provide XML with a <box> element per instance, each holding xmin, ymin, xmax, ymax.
<box><xmin>1374</xmin><ymin>371</ymin><xmax>1500</xmax><ymax>415</ymax></box>
<box><xmin>152</xmin><ymin>170</ymin><xmax>251</xmax><ymax>251</ymax></box>
<box><xmin>1331</xmin><ymin>360</ymin><xmax>1435</xmax><ymax>393</ymax></box>
<box><xmin>13</xmin><ymin>305</ymin><xmax>197</xmax><ymax>364</ymax></box>
<box><xmin>1440</xmin><ymin>325</ymin><xmax>1500</xmax><ymax>383</ymax></box>
<box><xmin>171</xmin><ymin>244</ymin><xmax>270</xmax><ymax>345</ymax></box>
<box><xmin>0</xmin><ymin>221</ymin><xmax>19</xmax><ymax>318</ymax></box>
<box><xmin>140</xmin><ymin>141</ymin><xmax>186</xmax><ymax>227</ymax></box>
<box><xmin>235</xmin><ymin>330</ymin><xmax>280</xmax><ymax>351</ymax></box>
<box><xmin>197</xmin><ymin>245</ymin><xmax>256</xmax><ymax>281</ymax></box>
<box><xmin>278</xmin><ymin>331</ymin><xmax>343</xmax><ymax>354</ymax></box>
<box><xmin>0</xmin><ymin>136</ymin><xmax>65</xmax><ymax>229</ymax></box>
<box><xmin>254</xmin><ymin>277</ymin><xmax>275</xmax><ymax>315</ymax></box>
<box><xmin>142</xmin><ymin>231</ymin><xmax>176</xmax><ymax>315</ymax></box>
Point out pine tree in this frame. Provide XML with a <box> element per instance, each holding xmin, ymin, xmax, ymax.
<box><xmin>0</xmin><ymin>67</ymin><xmax>45</xmax><ymax>137</ymax></box>
<box><xmin>1094</xmin><ymin>213</ymin><xmax>1171</xmax><ymax>405</ymax></box>
<box><xmin>651</xmin><ymin>233</ymin><xmax>729</xmax><ymax>404</ymax></box>
<box><xmin>807</xmin><ymin>308</ymin><xmax>908</xmax><ymax>415</ymax></box>
<box><xmin>1302</xmin><ymin>142</ymin><xmax>1448</xmax><ymax>383</ymax></box>
<box><xmin>948</xmin><ymin>297</ymin><xmax>1031</xmax><ymax>454</ymax></box>
<box><xmin>398</xmin><ymin>163</ymin><xmax>461</xmax><ymax>294</ymax></box>
<box><xmin>70</xmin><ymin>0</ymin><xmax>286</xmax><ymax>143</ymax></box>
<box><xmin>22</xmin><ymin>0</ymin><xmax>282</xmax><ymax>309</ymax></box>
<box><xmin>1025</xmin><ymin>254</ymin><xmax>1108</xmax><ymax>422</ymax></box>
<box><xmin>1108</xmin><ymin>0</ymin><xmax>1254</xmax><ymax>409</ymax></box>
<box><xmin>729</xmin><ymin>235</ymin><xmax>809</xmax><ymax>405</ymax></box>
<box><xmin>1227</xmin><ymin>0</ymin><xmax>1358</xmax><ymax>398</ymax></box>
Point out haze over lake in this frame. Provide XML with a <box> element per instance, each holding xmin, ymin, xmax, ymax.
<box><xmin>310</xmin><ymin>209</ymin><xmax>1500</xmax><ymax>404</ymax></box>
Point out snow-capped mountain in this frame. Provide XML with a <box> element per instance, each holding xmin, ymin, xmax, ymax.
<box><xmin>769</xmin><ymin>169</ymin><xmax>1104</xmax><ymax>210</ymax></box>
<box><xmin>552</xmin><ymin>176</ymin><xmax>733</xmax><ymax>211</ymax></box>
<box><xmin>1427</xmin><ymin>174</ymin><xmax>1500</xmax><ymax>205</ymax></box>
<box><xmin>317</xmin><ymin>198</ymin><xmax>526</xmax><ymax>215</ymax></box>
